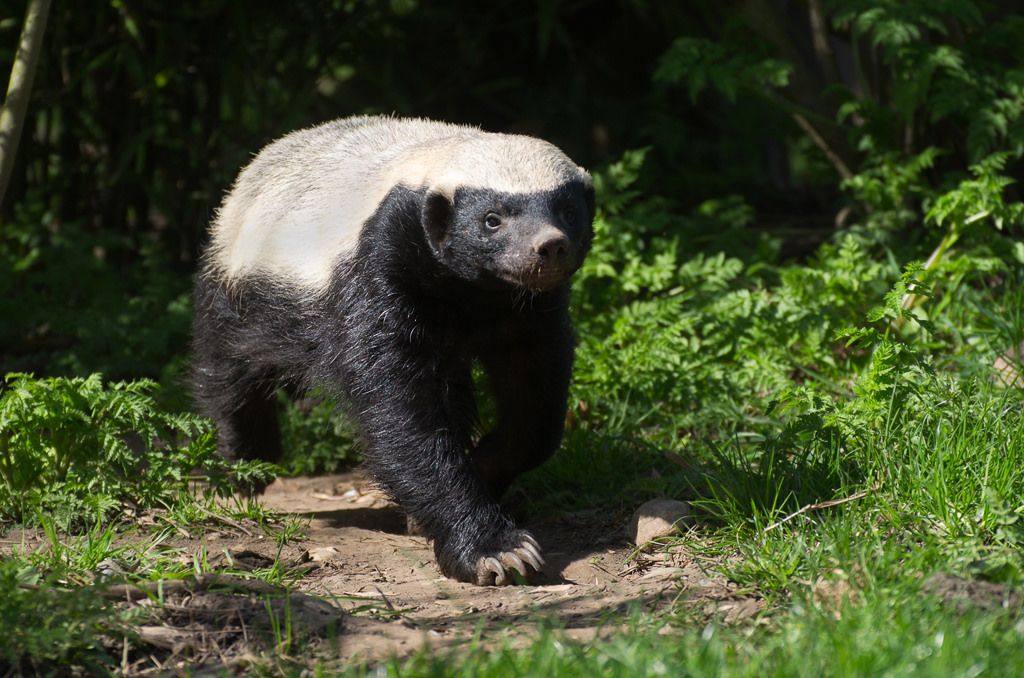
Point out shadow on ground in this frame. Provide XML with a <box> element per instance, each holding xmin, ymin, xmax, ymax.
<box><xmin>233</xmin><ymin>471</ymin><xmax>762</xmax><ymax>663</ymax></box>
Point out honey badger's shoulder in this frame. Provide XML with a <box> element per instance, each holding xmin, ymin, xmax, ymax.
<box><xmin>204</xmin><ymin>115</ymin><xmax>592</xmax><ymax>291</ymax></box>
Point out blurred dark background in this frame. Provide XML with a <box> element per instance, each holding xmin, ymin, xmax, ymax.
<box><xmin>1</xmin><ymin>0</ymin><xmax>1022</xmax><ymax>387</ymax></box>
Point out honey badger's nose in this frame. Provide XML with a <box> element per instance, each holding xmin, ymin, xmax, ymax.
<box><xmin>532</xmin><ymin>229</ymin><xmax>570</xmax><ymax>266</ymax></box>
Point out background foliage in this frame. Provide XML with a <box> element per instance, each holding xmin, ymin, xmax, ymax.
<box><xmin>1</xmin><ymin>0</ymin><xmax>1020</xmax><ymax>379</ymax></box>
<box><xmin>1</xmin><ymin>0</ymin><xmax>1024</xmax><ymax>673</ymax></box>
<box><xmin>1</xmin><ymin>0</ymin><xmax>1022</xmax><ymax>553</ymax></box>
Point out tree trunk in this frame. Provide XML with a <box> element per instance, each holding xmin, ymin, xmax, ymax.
<box><xmin>0</xmin><ymin>0</ymin><xmax>52</xmax><ymax>214</ymax></box>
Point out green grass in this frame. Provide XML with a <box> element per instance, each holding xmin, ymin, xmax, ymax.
<box><xmin>0</xmin><ymin>509</ymin><xmax>311</xmax><ymax>674</ymax></box>
<box><xmin>0</xmin><ymin>373</ymin><xmax>315</xmax><ymax>673</ymax></box>
<box><xmin>0</xmin><ymin>559</ymin><xmax>124</xmax><ymax>674</ymax></box>
<box><xmin>364</xmin><ymin>595</ymin><xmax>1024</xmax><ymax>677</ymax></box>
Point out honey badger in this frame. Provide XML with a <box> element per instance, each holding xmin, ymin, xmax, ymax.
<box><xmin>192</xmin><ymin>116</ymin><xmax>594</xmax><ymax>585</ymax></box>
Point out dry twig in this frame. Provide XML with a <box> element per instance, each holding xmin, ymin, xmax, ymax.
<box><xmin>763</xmin><ymin>488</ymin><xmax>872</xmax><ymax>533</ymax></box>
<box><xmin>193</xmin><ymin>504</ymin><xmax>255</xmax><ymax>537</ymax></box>
<box><xmin>99</xmin><ymin>573</ymin><xmax>280</xmax><ymax>602</ymax></box>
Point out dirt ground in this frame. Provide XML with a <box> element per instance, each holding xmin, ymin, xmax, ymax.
<box><xmin>4</xmin><ymin>471</ymin><xmax>764</xmax><ymax>671</ymax></box>
<box><xmin>247</xmin><ymin>471</ymin><xmax>760</xmax><ymax>663</ymax></box>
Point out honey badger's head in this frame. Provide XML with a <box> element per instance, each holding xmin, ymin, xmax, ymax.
<box><xmin>420</xmin><ymin>139</ymin><xmax>594</xmax><ymax>293</ymax></box>
<box><xmin>421</xmin><ymin>181</ymin><xmax>594</xmax><ymax>292</ymax></box>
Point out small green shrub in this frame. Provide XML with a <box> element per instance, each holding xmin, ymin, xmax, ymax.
<box><xmin>0</xmin><ymin>373</ymin><xmax>275</xmax><ymax>528</ymax></box>
<box><xmin>279</xmin><ymin>391</ymin><xmax>362</xmax><ymax>475</ymax></box>
<box><xmin>0</xmin><ymin>559</ymin><xmax>121</xmax><ymax>674</ymax></box>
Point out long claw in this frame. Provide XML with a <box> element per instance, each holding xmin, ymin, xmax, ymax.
<box><xmin>522</xmin><ymin>532</ymin><xmax>541</xmax><ymax>551</ymax></box>
<box><xmin>501</xmin><ymin>552</ymin><xmax>527</xmax><ymax>577</ymax></box>
<box><xmin>523</xmin><ymin>540</ymin><xmax>545</xmax><ymax>566</ymax></box>
<box><xmin>472</xmin><ymin>533</ymin><xmax>545</xmax><ymax>585</ymax></box>
<box><xmin>479</xmin><ymin>556</ymin><xmax>505</xmax><ymax>586</ymax></box>
<box><xmin>517</xmin><ymin>545</ymin><xmax>544</xmax><ymax>572</ymax></box>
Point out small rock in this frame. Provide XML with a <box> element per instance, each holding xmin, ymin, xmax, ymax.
<box><xmin>301</xmin><ymin>546</ymin><xmax>343</xmax><ymax>563</ymax></box>
<box><xmin>718</xmin><ymin>598</ymin><xmax>762</xmax><ymax>624</ymax></box>
<box><xmin>628</xmin><ymin>498</ymin><xmax>693</xmax><ymax>548</ymax></box>
<box><xmin>135</xmin><ymin>625</ymin><xmax>192</xmax><ymax>652</ymax></box>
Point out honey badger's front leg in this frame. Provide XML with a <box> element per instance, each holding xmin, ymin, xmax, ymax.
<box><xmin>342</xmin><ymin>305</ymin><xmax>544</xmax><ymax>586</ymax></box>
<box><xmin>471</xmin><ymin>299</ymin><xmax>575</xmax><ymax>501</ymax></box>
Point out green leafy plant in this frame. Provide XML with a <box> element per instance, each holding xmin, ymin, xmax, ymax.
<box><xmin>0</xmin><ymin>373</ymin><xmax>275</xmax><ymax>526</ymax></box>
<box><xmin>655</xmin><ymin>35</ymin><xmax>792</xmax><ymax>103</ymax></box>
<box><xmin>278</xmin><ymin>390</ymin><xmax>361</xmax><ymax>475</ymax></box>
<box><xmin>0</xmin><ymin>559</ymin><xmax>122</xmax><ymax>674</ymax></box>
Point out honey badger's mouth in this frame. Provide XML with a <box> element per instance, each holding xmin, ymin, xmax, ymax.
<box><xmin>495</xmin><ymin>265</ymin><xmax>573</xmax><ymax>292</ymax></box>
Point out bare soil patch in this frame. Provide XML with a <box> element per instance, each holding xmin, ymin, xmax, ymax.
<box><xmin>922</xmin><ymin>573</ymin><xmax>1023</xmax><ymax>613</ymax></box>
<box><xmin>3</xmin><ymin>470</ymin><xmax>761</xmax><ymax>672</ymax></box>
<box><xmin>247</xmin><ymin>471</ymin><xmax>759</xmax><ymax>663</ymax></box>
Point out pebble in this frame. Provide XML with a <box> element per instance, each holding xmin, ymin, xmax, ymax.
<box><xmin>302</xmin><ymin>546</ymin><xmax>343</xmax><ymax>563</ymax></box>
<box><xmin>628</xmin><ymin>498</ymin><xmax>693</xmax><ymax>548</ymax></box>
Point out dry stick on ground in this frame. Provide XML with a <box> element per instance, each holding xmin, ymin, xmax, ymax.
<box><xmin>0</xmin><ymin>0</ymin><xmax>51</xmax><ymax>212</ymax></box>
<box><xmin>97</xmin><ymin>574</ymin><xmax>282</xmax><ymax>602</ymax></box>
<box><xmin>763</xmin><ymin>488</ymin><xmax>872</xmax><ymax>533</ymax></box>
<box><xmin>193</xmin><ymin>503</ymin><xmax>255</xmax><ymax>537</ymax></box>
<box><xmin>374</xmin><ymin>586</ymin><xmax>396</xmax><ymax>611</ymax></box>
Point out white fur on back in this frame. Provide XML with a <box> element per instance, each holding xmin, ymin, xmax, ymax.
<box><xmin>207</xmin><ymin>116</ymin><xmax>589</xmax><ymax>290</ymax></box>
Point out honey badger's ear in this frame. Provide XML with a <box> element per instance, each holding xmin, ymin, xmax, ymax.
<box><xmin>422</xmin><ymin>188</ymin><xmax>453</xmax><ymax>255</ymax></box>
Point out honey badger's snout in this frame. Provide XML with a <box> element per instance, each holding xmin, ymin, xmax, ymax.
<box><xmin>532</xmin><ymin>228</ymin><xmax>571</xmax><ymax>268</ymax></box>
<box><xmin>519</xmin><ymin>226</ymin><xmax>576</xmax><ymax>289</ymax></box>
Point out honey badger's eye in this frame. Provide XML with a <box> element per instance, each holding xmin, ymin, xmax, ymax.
<box><xmin>484</xmin><ymin>213</ymin><xmax>502</xmax><ymax>230</ymax></box>
<box><xmin>560</xmin><ymin>208</ymin><xmax>577</xmax><ymax>226</ymax></box>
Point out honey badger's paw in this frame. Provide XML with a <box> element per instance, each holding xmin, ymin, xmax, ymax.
<box><xmin>436</xmin><ymin>528</ymin><xmax>545</xmax><ymax>585</ymax></box>
<box><xmin>473</xmin><ymin>530</ymin><xmax>545</xmax><ymax>586</ymax></box>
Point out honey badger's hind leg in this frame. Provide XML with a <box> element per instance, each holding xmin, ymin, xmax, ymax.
<box><xmin>194</xmin><ymin>363</ymin><xmax>284</xmax><ymax>466</ymax></box>
<box><xmin>191</xmin><ymin>275</ymin><xmax>286</xmax><ymax>467</ymax></box>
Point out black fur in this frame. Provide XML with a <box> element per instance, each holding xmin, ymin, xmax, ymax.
<box><xmin>192</xmin><ymin>181</ymin><xmax>593</xmax><ymax>584</ymax></box>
